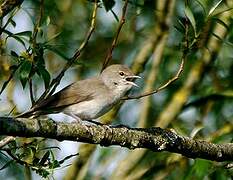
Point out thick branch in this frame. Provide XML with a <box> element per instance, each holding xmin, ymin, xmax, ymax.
<box><xmin>0</xmin><ymin>117</ymin><xmax>232</xmax><ymax>162</ymax></box>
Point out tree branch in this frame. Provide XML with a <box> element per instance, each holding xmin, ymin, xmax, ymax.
<box><xmin>101</xmin><ymin>0</ymin><xmax>129</xmax><ymax>72</ymax></box>
<box><xmin>122</xmin><ymin>51</ymin><xmax>185</xmax><ymax>100</ymax></box>
<box><xmin>0</xmin><ymin>117</ymin><xmax>232</xmax><ymax>162</ymax></box>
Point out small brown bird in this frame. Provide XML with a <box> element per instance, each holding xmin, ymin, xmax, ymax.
<box><xmin>16</xmin><ymin>64</ymin><xmax>140</xmax><ymax>122</ymax></box>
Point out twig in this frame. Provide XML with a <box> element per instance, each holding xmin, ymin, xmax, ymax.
<box><xmin>29</xmin><ymin>79</ymin><xmax>34</xmax><ymax>105</ymax></box>
<box><xmin>101</xmin><ymin>0</ymin><xmax>129</xmax><ymax>72</ymax></box>
<box><xmin>123</xmin><ymin>17</ymin><xmax>190</xmax><ymax>100</ymax></box>
<box><xmin>122</xmin><ymin>54</ymin><xmax>185</xmax><ymax>100</ymax></box>
<box><xmin>35</xmin><ymin>1</ymin><xmax>98</xmax><ymax>103</ymax></box>
<box><xmin>0</xmin><ymin>136</ymin><xmax>15</xmax><ymax>148</ymax></box>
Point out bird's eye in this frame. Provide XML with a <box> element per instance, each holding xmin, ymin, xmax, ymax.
<box><xmin>119</xmin><ymin>71</ymin><xmax>124</xmax><ymax>76</ymax></box>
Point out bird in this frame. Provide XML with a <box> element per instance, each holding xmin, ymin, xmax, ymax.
<box><xmin>16</xmin><ymin>64</ymin><xmax>141</xmax><ymax>123</ymax></box>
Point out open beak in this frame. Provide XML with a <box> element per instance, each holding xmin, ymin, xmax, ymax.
<box><xmin>125</xmin><ymin>75</ymin><xmax>141</xmax><ymax>87</ymax></box>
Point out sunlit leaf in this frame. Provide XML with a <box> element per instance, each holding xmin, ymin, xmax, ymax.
<box><xmin>46</xmin><ymin>16</ymin><xmax>50</xmax><ymax>26</ymax></box>
<box><xmin>208</xmin><ymin>0</ymin><xmax>223</xmax><ymax>16</ymax></box>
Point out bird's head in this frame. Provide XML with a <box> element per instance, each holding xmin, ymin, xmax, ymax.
<box><xmin>101</xmin><ymin>64</ymin><xmax>141</xmax><ymax>96</ymax></box>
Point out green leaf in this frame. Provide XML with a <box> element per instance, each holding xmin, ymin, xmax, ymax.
<box><xmin>3</xmin><ymin>29</ymin><xmax>26</xmax><ymax>47</ymax></box>
<box><xmin>10</xmin><ymin>50</ymin><xmax>19</xmax><ymax>58</ymax></box>
<box><xmin>10</xmin><ymin>19</ymin><xmax>16</xmax><ymax>27</ymax></box>
<box><xmin>39</xmin><ymin>151</ymin><xmax>50</xmax><ymax>166</ymax></box>
<box><xmin>0</xmin><ymin>74</ymin><xmax>13</xmax><ymax>95</ymax></box>
<box><xmin>59</xmin><ymin>153</ymin><xmax>79</xmax><ymax>164</ymax></box>
<box><xmin>212</xmin><ymin>17</ymin><xmax>229</xmax><ymax>31</ymax></box>
<box><xmin>195</xmin><ymin>0</ymin><xmax>207</xmax><ymax>15</ymax></box>
<box><xmin>0</xmin><ymin>65</ymin><xmax>19</xmax><ymax>95</ymax></box>
<box><xmin>37</xmin><ymin>66</ymin><xmax>50</xmax><ymax>88</ymax></box>
<box><xmin>49</xmin><ymin>160</ymin><xmax>60</xmax><ymax>169</ymax></box>
<box><xmin>102</xmin><ymin>0</ymin><xmax>116</xmax><ymax>12</ymax></box>
<box><xmin>19</xmin><ymin>61</ymin><xmax>32</xmax><ymax>88</ymax></box>
<box><xmin>35</xmin><ymin>168</ymin><xmax>50</xmax><ymax>178</ymax></box>
<box><xmin>46</xmin><ymin>32</ymin><xmax>61</xmax><ymax>43</ymax></box>
<box><xmin>46</xmin><ymin>16</ymin><xmax>50</xmax><ymax>26</ymax></box>
<box><xmin>174</xmin><ymin>19</ymin><xmax>186</xmax><ymax>34</ymax></box>
<box><xmin>185</xmin><ymin>6</ymin><xmax>197</xmax><ymax>36</ymax></box>
<box><xmin>194</xmin><ymin>159</ymin><xmax>211</xmax><ymax>178</ymax></box>
<box><xmin>0</xmin><ymin>160</ymin><xmax>14</xmax><ymax>170</ymax></box>
<box><xmin>14</xmin><ymin>31</ymin><xmax>32</xmax><ymax>37</ymax></box>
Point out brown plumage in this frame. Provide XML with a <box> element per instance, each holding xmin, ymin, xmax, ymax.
<box><xmin>16</xmin><ymin>64</ymin><xmax>140</xmax><ymax>121</ymax></box>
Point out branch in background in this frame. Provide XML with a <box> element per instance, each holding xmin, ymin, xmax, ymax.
<box><xmin>36</xmin><ymin>1</ymin><xmax>98</xmax><ymax>103</ymax></box>
<box><xmin>101</xmin><ymin>0</ymin><xmax>129</xmax><ymax>72</ymax></box>
<box><xmin>0</xmin><ymin>117</ymin><xmax>232</xmax><ymax>162</ymax></box>
<box><xmin>0</xmin><ymin>0</ymin><xmax>23</xmax><ymax>18</ymax></box>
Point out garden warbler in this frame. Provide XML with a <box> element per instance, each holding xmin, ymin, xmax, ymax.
<box><xmin>16</xmin><ymin>64</ymin><xmax>140</xmax><ymax>122</ymax></box>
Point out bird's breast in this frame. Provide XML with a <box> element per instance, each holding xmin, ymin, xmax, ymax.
<box><xmin>64</xmin><ymin>97</ymin><xmax>115</xmax><ymax>120</ymax></box>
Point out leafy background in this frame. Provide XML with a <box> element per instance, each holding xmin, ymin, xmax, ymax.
<box><xmin>0</xmin><ymin>0</ymin><xmax>232</xmax><ymax>179</ymax></box>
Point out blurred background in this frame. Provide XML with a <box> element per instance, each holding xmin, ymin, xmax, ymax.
<box><xmin>0</xmin><ymin>0</ymin><xmax>233</xmax><ymax>179</ymax></box>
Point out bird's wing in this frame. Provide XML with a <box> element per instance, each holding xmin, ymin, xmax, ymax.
<box><xmin>33</xmin><ymin>77</ymin><xmax>103</xmax><ymax>112</ymax></box>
